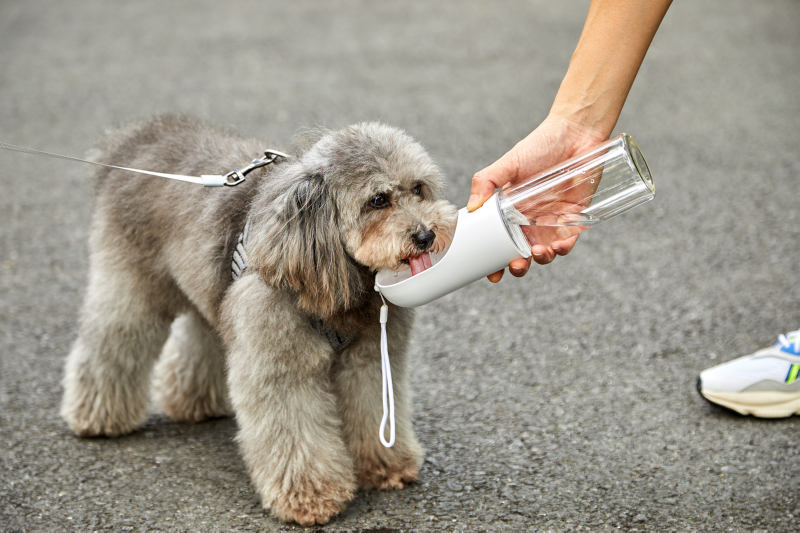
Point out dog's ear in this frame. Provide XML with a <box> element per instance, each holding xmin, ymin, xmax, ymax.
<box><xmin>249</xmin><ymin>167</ymin><xmax>362</xmax><ymax>317</ymax></box>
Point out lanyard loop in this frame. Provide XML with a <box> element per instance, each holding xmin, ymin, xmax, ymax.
<box><xmin>377</xmin><ymin>291</ymin><xmax>395</xmax><ymax>448</ymax></box>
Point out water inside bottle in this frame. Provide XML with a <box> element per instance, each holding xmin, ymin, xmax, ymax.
<box><xmin>529</xmin><ymin>212</ymin><xmax>600</xmax><ymax>227</ymax></box>
<box><xmin>501</xmin><ymin>202</ymin><xmax>599</xmax><ymax>227</ymax></box>
<box><xmin>501</xmin><ymin>204</ymin><xmax>597</xmax><ymax>251</ymax></box>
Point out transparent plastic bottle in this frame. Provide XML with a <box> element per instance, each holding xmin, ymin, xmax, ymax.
<box><xmin>498</xmin><ymin>133</ymin><xmax>654</xmax><ymax>252</ymax></box>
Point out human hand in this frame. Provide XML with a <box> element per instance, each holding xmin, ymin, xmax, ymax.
<box><xmin>468</xmin><ymin>115</ymin><xmax>607</xmax><ymax>282</ymax></box>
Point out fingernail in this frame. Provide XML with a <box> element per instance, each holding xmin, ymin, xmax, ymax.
<box><xmin>466</xmin><ymin>194</ymin><xmax>480</xmax><ymax>212</ymax></box>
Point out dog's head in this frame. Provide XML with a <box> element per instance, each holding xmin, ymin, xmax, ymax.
<box><xmin>249</xmin><ymin>123</ymin><xmax>457</xmax><ymax>316</ymax></box>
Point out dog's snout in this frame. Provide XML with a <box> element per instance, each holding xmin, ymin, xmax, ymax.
<box><xmin>412</xmin><ymin>228</ymin><xmax>436</xmax><ymax>251</ymax></box>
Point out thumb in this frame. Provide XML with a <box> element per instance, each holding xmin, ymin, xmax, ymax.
<box><xmin>467</xmin><ymin>151</ymin><xmax>520</xmax><ymax>212</ymax></box>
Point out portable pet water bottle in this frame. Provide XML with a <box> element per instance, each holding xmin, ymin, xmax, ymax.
<box><xmin>375</xmin><ymin>133</ymin><xmax>655</xmax><ymax>307</ymax></box>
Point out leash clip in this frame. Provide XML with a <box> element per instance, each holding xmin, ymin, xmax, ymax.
<box><xmin>224</xmin><ymin>149</ymin><xmax>290</xmax><ymax>186</ymax></box>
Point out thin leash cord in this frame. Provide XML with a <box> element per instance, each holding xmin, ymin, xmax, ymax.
<box><xmin>378</xmin><ymin>294</ymin><xmax>395</xmax><ymax>448</ymax></box>
<box><xmin>0</xmin><ymin>141</ymin><xmax>290</xmax><ymax>187</ymax></box>
<box><xmin>0</xmin><ymin>141</ymin><xmax>226</xmax><ymax>186</ymax></box>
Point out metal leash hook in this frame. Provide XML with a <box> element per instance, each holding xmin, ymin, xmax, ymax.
<box><xmin>223</xmin><ymin>149</ymin><xmax>291</xmax><ymax>186</ymax></box>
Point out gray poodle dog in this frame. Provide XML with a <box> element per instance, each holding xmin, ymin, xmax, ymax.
<box><xmin>61</xmin><ymin>115</ymin><xmax>457</xmax><ymax>525</ymax></box>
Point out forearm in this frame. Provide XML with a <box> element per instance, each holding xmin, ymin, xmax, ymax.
<box><xmin>550</xmin><ymin>0</ymin><xmax>672</xmax><ymax>139</ymax></box>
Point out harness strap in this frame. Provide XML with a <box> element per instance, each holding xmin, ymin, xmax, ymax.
<box><xmin>231</xmin><ymin>218</ymin><xmax>251</xmax><ymax>281</ymax></box>
<box><xmin>310</xmin><ymin>318</ymin><xmax>357</xmax><ymax>352</ymax></box>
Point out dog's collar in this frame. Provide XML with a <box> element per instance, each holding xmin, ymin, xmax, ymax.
<box><xmin>231</xmin><ymin>218</ymin><xmax>355</xmax><ymax>352</ymax></box>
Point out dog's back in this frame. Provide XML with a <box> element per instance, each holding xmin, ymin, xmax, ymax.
<box><xmin>89</xmin><ymin>116</ymin><xmax>272</xmax><ymax>323</ymax></box>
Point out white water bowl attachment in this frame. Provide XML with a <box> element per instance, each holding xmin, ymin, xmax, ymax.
<box><xmin>375</xmin><ymin>192</ymin><xmax>529</xmax><ymax>308</ymax></box>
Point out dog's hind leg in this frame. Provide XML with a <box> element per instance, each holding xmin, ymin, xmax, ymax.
<box><xmin>333</xmin><ymin>310</ymin><xmax>424</xmax><ymax>491</ymax></box>
<box><xmin>153</xmin><ymin>310</ymin><xmax>231</xmax><ymax>423</ymax></box>
<box><xmin>61</xmin><ymin>249</ymin><xmax>176</xmax><ymax>437</ymax></box>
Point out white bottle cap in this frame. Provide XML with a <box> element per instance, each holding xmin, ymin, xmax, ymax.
<box><xmin>375</xmin><ymin>192</ymin><xmax>530</xmax><ymax>307</ymax></box>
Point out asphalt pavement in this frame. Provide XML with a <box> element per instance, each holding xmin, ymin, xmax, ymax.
<box><xmin>2</xmin><ymin>1</ymin><xmax>799</xmax><ymax>531</ymax></box>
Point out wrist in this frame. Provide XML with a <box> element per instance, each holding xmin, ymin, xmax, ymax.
<box><xmin>548</xmin><ymin>70</ymin><xmax>623</xmax><ymax>141</ymax></box>
<box><xmin>537</xmin><ymin>111</ymin><xmax>610</xmax><ymax>153</ymax></box>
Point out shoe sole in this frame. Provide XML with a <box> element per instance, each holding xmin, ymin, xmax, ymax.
<box><xmin>697</xmin><ymin>378</ymin><xmax>800</xmax><ymax>418</ymax></box>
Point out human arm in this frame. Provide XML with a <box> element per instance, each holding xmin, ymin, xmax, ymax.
<box><xmin>469</xmin><ymin>0</ymin><xmax>672</xmax><ymax>282</ymax></box>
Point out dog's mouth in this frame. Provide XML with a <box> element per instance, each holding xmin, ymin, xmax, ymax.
<box><xmin>401</xmin><ymin>252</ymin><xmax>433</xmax><ymax>276</ymax></box>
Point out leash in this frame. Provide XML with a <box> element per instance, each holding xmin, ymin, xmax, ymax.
<box><xmin>0</xmin><ymin>141</ymin><xmax>289</xmax><ymax>187</ymax></box>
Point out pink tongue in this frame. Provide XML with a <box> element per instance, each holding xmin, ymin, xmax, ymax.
<box><xmin>409</xmin><ymin>252</ymin><xmax>433</xmax><ymax>276</ymax></box>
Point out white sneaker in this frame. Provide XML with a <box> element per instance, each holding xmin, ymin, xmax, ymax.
<box><xmin>697</xmin><ymin>329</ymin><xmax>800</xmax><ymax>418</ymax></box>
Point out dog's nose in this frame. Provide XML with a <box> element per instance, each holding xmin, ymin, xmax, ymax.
<box><xmin>412</xmin><ymin>228</ymin><xmax>436</xmax><ymax>251</ymax></box>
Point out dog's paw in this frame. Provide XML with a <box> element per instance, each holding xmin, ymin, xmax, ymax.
<box><xmin>358</xmin><ymin>461</ymin><xmax>419</xmax><ymax>490</ymax></box>
<box><xmin>154</xmin><ymin>366</ymin><xmax>232</xmax><ymax>423</ymax></box>
<box><xmin>269</xmin><ymin>478</ymin><xmax>356</xmax><ymax>526</ymax></box>
<box><xmin>61</xmin><ymin>396</ymin><xmax>144</xmax><ymax>437</ymax></box>
<box><xmin>156</xmin><ymin>387</ymin><xmax>232</xmax><ymax>423</ymax></box>
<box><xmin>356</xmin><ymin>448</ymin><xmax>422</xmax><ymax>490</ymax></box>
<box><xmin>62</xmin><ymin>376</ymin><xmax>146</xmax><ymax>437</ymax></box>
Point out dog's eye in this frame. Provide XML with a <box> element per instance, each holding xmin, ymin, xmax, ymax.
<box><xmin>369</xmin><ymin>193</ymin><xmax>390</xmax><ymax>209</ymax></box>
<box><xmin>412</xmin><ymin>183</ymin><xmax>424</xmax><ymax>196</ymax></box>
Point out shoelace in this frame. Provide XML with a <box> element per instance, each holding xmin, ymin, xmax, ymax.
<box><xmin>777</xmin><ymin>329</ymin><xmax>800</xmax><ymax>354</ymax></box>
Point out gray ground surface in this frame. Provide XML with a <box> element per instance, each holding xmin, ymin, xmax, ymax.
<box><xmin>2</xmin><ymin>1</ymin><xmax>799</xmax><ymax>531</ymax></box>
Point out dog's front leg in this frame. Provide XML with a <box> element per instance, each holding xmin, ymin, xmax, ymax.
<box><xmin>220</xmin><ymin>277</ymin><xmax>356</xmax><ymax>527</ymax></box>
<box><xmin>333</xmin><ymin>306</ymin><xmax>424</xmax><ymax>491</ymax></box>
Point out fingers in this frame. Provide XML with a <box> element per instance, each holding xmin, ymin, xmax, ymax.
<box><xmin>487</xmin><ymin>256</ymin><xmax>532</xmax><ymax>283</ymax></box>
<box><xmin>508</xmin><ymin>257</ymin><xmax>531</xmax><ymax>277</ymax></box>
<box><xmin>487</xmin><ymin>270</ymin><xmax>504</xmax><ymax>283</ymax></box>
<box><xmin>487</xmin><ymin>239</ymin><xmax>575</xmax><ymax>282</ymax></box>
<box><xmin>531</xmin><ymin>245</ymin><xmax>556</xmax><ymax>265</ymax></box>
<box><xmin>466</xmin><ymin>182</ymin><xmax>493</xmax><ymax>212</ymax></box>
<box><xmin>487</xmin><ymin>233</ymin><xmax>580</xmax><ymax>285</ymax></box>
<box><xmin>551</xmin><ymin>235</ymin><xmax>580</xmax><ymax>257</ymax></box>
<box><xmin>531</xmin><ymin>236</ymin><xmax>577</xmax><ymax>265</ymax></box>
<box><xmin>467</xmin><ymin>168</ymin><xmax>495</xmax><ymax>212</ymax></box>
<box><xmin>468</xmin><ymin>152</ymin><xmax>520</xmax><ymax>212</ymax></box>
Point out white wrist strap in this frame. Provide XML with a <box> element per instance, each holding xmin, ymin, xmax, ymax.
<box><xmin>378</xmin><ymin>296</ymin><xmax>395</xmax><ymax>448</ymax></box>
